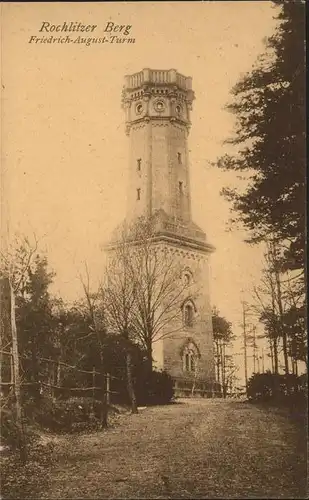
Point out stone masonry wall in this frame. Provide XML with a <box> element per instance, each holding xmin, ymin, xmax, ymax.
<box><xmin>128</xmin><ymin>120</ymin><xmax>191</xmax><ymax>223</ymax></box>
<box><xmin>152</xmin><ymin>241</ymin><xmax>215</xmax><ymax>386</ymax></box>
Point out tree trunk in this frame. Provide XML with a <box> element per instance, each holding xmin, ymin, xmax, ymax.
<box><xmin>281</xmin><ymin>330</ymin><xmax>289</xmax><ymax>375</ymax></box>
<box><xmin>215</xmin><ymin>342</ymin><xmax>221</xmax><ymax>390</ymax></box>
<box><xmin>221</xmin><ymin>343</ymin><xmax>227</xmax><ymax>398</ymax></box>
<box><xmin>292</xmin><ymin>358</ymin><xmax>298</xmax><ymax>376</ymax></box>
<box><xmin>145</xmin><ymin>343</ymin><xmax>153</xmax><ymax>385</ymax></box>
<box><xmin>95</xmin><ymin>337</ymin><xmax>108</xmax><ymax>427</ymax></box>
<box><xmin>146</xmin><ymin>343</ymin><xmax>153</xmax><ymax>374</ymax></box>
<box><xmin>273</xmin><ymin>337</ymin><xmax>279</xmax><ymax>374</ymax></box>
<box><xmin>257</xmin><ymin>355</ymin><xmax>260</xmax><ymax>373</ymax></box>
<box><xmin>97</xmin><ymin>346</ymin><xmax>107</xmax><ymax>428</ymax></box>
<box><xmin>144</xmin><ymin>342</ymin><xmax>153</xmax><ymax>403</ymax></box>
<box><xmin>31</xmin><ymin>341</ymin><xmax>40</xmax><ymax>402</ymax></box>
<box><xmin>10</xmin><ymin>283</ymin><xmax>27</xmax><ymax>463</ymax></box>
<box><xmin>0</xmin><ymin>344</ymin><xmax>2</xmax><ymax>401</ymax></box>
<box><xmin>100</xmin><ymin>374</ymin><xmax>108</xmax><ymax>428</ymax></box>
<box><xmin>53</xmin><ymin>340</ymin><xmax>61</xmax><ymax>399</ymax></box>
<box><xmin>268</xmin><ymin>338</ymin><xmax>274</xmax><ymax>373</ymax></box>
<box><xmin>242</xmin><ymin>302</ymin><xmax>248</xmax><ymax>395</ymax></box>
<box><xmin>230</xmin><ymin>376</ymin><xmax>234</xmax><ymax>396</ymax></box>
<box><xmin>273</xmin><ymin>257</ymin><xmax>289</xmax><ymax>375</ymax></box>
<box><xmin>126</xmin><ymin>351</ymin><xmax>138</xmax><ymax>414</ymax></box>
<box><xmin>191</xmin><ymin>359</ymin><xmax>199</xmax><ymax>397</ymax></box>
<box><xmin>50</xmin><ymin>361</ymin><xmax>55</xmax><ymax>400</ymax></box>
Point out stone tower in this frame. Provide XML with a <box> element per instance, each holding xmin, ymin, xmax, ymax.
<box><xmin>121</xmin><ymin>68</ymin><xmax>215</xmax><ymax>396</ymax></box>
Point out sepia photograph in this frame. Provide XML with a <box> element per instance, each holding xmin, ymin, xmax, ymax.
<box><xmin>0</xmin><ymin>1</ymin><xmax>307</xmax><ymax>498</ymax></box>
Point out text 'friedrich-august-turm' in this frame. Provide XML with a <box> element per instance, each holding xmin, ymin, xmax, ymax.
<box><xmin>29</xmin><ymin>21</ymin><xmax>135</xmax><ymax>45</ymax></box>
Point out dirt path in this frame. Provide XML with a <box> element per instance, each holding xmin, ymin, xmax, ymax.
<box><xmin>39</xmin><ymin>399</ymin><xmax>307</xmax><ymax>499</ymax></box>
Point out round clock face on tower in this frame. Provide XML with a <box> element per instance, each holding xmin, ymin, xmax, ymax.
<box><xmin>175</xmin><ymin>104</ymin><xmax>182</xmax><ymax>116</ymax></box>
<box><xmin>153</xmin><ymin>99</ymin><xmax>166</xmax><ymax>112</ymax></box>
<box><xmin>135</xmin><ymin>102</ymin><xmax>144</xmax><ymax>115</ymax></box>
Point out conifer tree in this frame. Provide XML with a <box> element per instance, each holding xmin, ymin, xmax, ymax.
<box><xmin>216</xmin><ymin>1</ymin><xmax>305</xmax><ymax>272</ymax></box>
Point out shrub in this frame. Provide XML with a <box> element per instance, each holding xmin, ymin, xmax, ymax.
<box><xmin>1</xmin><ymin>401</ymin><xmax>56</xmax><ymax>499</ymax></box>
<box><xmin>247</xmin><ymin>371</ymin><xmax>307</xmax><ymax>409</ymax></box>
<box><xmin>0</xmin><ymin>405</ymin><xmax>37</xmax><ymax>450</ymax></box>
<box><xmin>29</xmin><ymin>396</ymin><xmax>105</xmax><ymax>433</ymax></box>
<box><xmin>136</xmin><ymin>370</ymin><xmax>174</xmax><ymax>406</ymax></box>
<box><xmin>1</xmin><ymin>407</ymin><xmax>21</xmax><ymax>449</ymax></box>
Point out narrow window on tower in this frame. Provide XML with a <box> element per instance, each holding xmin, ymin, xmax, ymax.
<box><xmin>177</xmin><ymin>152</ymin><xmax>182</xmax><ymax>164</ymax></box>
<box><xmin>137</xmin><ymin>158</ymin><xmax>141</xmax><ymax>171</ymax></box>
<box><xmin>179</xmin><ymin>181</ymin><xmax>183</xmax><ymax>194</ymax></box>
<box><xmin>137</xmin><ymin>188</ymin><xmax>141</xmax><ymax>200</ymax></box>
<box><xmin>184</xmin><ymin>304</ymin><xmax>193</xmax><ymax>327</ymax></box>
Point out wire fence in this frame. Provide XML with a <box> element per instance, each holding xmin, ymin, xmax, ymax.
<box><xmin>0</xmin><ymin>348</ymin><xmax>123</xmax><ymax>407</ymax></box>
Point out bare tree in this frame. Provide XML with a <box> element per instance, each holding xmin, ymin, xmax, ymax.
<box><xmin>251</xmin><ymin>237</ymin><xmax>307</xmax><ymax>390</ymax></box>
<box><xmin>212</xmin><ymin>307</ymin><xmax>235</xmax><ymax>397</ymax></box>
<box><xmin>0</xmin><ymin>232</ymin><xmax>38</xmax><ymax>462</ymax></box>
<box><xmin>78</xmin><ymin>262</ymin><xmax>108</xmax><ymax>427</ymax></box>
<box><xmin>222</xmin><ymin>356</ymin><xmax>239</xmax><ymax>397</ymax></box>
<box><xmin>252</xmin><ymin>285</ymin><xmax>280</xmax><ymax>375</ymax></box>
<box><xmin>105</xmin><ymin>217</ymin><xmax>189</xmax><ymax>380</ymax></box>
<box><xmin>130</xmin><ymin>219</ymin><xmax>189</xmax><ymax>374</ymax></box>
<box><xmin>283</xmin><ymin>271</ymin><xmax>307</xmax><ymax>372</ymax></box>
<box><xmin>103</xmin><ymin>235</ymin><xmax>138</xmax><ymax>414</ymax></box>
<box><xmin>267</xmin><ymin>241</ymin><xmax>289</xmax><ymax>375</ymax></box>
<box><xmin>252</xmin><ymin>240</ymin><xmax>295</xmax><ymax>375</ymax></box>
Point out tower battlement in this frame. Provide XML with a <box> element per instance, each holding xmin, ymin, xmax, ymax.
<box><xmin>123</xmin><ymin>68</ymin><xmax>193</xmax><ymax>91</ymax></box>
<box><xmin>122</xmin><ymin>68</ymin><xmax>195</xmax><ymax>133</ymax></box>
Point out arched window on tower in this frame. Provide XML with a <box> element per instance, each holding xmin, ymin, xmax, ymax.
<box><xmin>182</xmin><ymin>342</ymin><xmax>198</xmax><ymax>373</ymax></box>
<box><xmin>183</xmin><ymin>271</ymin><xmax>192</xmax><ymax>287</ymax></box>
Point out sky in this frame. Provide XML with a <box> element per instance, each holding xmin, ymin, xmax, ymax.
<box><xmin>1</xmin><ymin>2</ymin><xmax>281</xmax><ymax>384</ymax></box>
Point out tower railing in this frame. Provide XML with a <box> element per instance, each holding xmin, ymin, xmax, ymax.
<box><xmin>124</xmin><ymin>69</ymin><xmax>192</xmax><ymax>90</ymax></box>
<box><xmin>149</xmin><ymin>69</ymin><xmax>170</xmax><ymax>84</ymax></box>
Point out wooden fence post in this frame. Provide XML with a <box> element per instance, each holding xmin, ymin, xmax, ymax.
<box><xmin>100</xmin><ymin>372</ymin><xmax>108</xmax><ymax>428</ymax></box>
<box><xmin>10</xmin><ymin>348</ymin><xmax>14</xmax><ymax>394</ymax></box>
<box><xmin>52</xmin><ymin>360</ymin><xmax>56</xmax><ymax>400</ymax></box>
<box><xmin>91</xmin><ymin>366</ymin><xmax>95</xmax><ymax>418</ymax></box>
<box><xmin>106</xmin><ymin>373</ymin><xmax>110</xmax><ymax>405</ymax></box>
